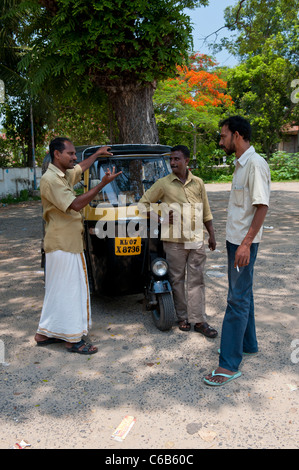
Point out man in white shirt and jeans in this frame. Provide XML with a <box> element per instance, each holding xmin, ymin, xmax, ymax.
<box><xmin>204</xmin><ymin>116</ymin><xmax>271</xmax><ymax>386</ymax></box>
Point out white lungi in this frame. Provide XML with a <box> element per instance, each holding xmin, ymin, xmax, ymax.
<box><xmin>37</xmin><ymin>250</ymin><xmax>91</xmax><ymax>343</ymax></box>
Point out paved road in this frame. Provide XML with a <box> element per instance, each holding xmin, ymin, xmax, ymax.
<box><xmin>0</xmin><ymin>183</ymin><xmax>298</xmax><ymax>450</ymax></box>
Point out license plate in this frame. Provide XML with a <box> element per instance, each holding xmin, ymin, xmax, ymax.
<box><xmin>115</xmin><ymin>237</ymin><xmax>141</xmax><ymax>256</ymax></box>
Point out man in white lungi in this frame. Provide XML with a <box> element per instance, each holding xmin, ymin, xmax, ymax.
<box><xmin>35</xmin><ymin>137</ymin><xmax>121</xmax><ymax>354</ymax></box>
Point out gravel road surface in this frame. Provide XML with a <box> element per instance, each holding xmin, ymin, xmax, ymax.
<box><xmin>0</xmin><ymin>182</ymin><xmax>298</xmax><ymax>450</ymax></box>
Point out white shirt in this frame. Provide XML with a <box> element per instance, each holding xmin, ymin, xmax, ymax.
<box><xmin>226</xmin><ymin>146</ymin><xmax>271</xmax><ymax>245</ymax></box>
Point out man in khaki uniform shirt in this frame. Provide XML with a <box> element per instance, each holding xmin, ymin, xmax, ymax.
<box><xmin>35</xmin><ymin>138</ymin><xmax>121</xmax><ymax>354</ymax></box>
<box><xmin>139</xmin><ymin>145</ymin><xmax>218</xmax><ymax>337</ymax></box>
<box><xmin>204</xmin><ymin>116</ymin><xmax>271</xmax><ymax>386</ymax></box>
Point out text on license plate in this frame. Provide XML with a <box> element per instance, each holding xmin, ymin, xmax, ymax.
<box><xmin>115</xmin><ymin>237</ymin><xmax>141</xmax><ymax>256</ymax></box>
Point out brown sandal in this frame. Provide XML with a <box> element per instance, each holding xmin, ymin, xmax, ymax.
<box><xmin>194</xmin><ymin>322</ymin><xmax>218</xmax><ymax>338</ymax></box>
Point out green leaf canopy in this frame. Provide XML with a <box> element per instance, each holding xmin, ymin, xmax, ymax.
<box><xmin>26</xmin><ymin>0</ymin><xmax>209</xmax><ymax>92</ymax></box>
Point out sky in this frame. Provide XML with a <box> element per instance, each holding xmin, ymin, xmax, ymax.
<box><xmin>186</xmin><ymin>0</ymin><xmax>239</xmax><ymax>67</ymax></box>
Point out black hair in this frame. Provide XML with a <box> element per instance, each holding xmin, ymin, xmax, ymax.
<box><xmin>171</xmin><ymin>145</ymin><xmax>190</xmax><ymax>159</ymax></box>
<box><xmin>219</xmin><ymin>116</ymin><xmax>252</xmax><ymax>142</ymax></box>
<box><xmin>49</xmin><ymin>137</ymin><xmax>72</xmax><ymax>162</ymax></box>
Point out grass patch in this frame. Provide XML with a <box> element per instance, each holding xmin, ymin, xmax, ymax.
<box><xmin>0</xmin><ymin>189</ymin><xmax>40</xmax><ymax>205</ymax></box>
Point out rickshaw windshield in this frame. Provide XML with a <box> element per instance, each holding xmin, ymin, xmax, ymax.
<box><xmin>89</xmin><ymin>156</ymin><xmax>170</xmax><ymax>207</ymax></box>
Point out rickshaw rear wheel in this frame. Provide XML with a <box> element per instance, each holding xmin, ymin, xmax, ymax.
<box><xmin>152</xmin><ymin>292</ymin><xmax>175</xmax><ymax>331</ymax></box>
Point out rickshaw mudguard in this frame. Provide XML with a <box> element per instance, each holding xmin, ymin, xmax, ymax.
<box><xmin>149</xmin><ymin>279</ymin><xmax>172</xmax><ymax>294</ymax></box>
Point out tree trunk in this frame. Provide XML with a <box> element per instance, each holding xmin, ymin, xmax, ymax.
<box><xmin>26</xmin><ymin>146</ymin><xmax>33</xmax><ymax>167</ymax></box>
<box><xmin>107</xmin><ymin>81</ymin><xmax>159</xmax><ymax>144</ymax></box>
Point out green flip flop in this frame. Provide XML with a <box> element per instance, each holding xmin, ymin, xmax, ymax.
<box><xmin>203</xmin><ymin>369</ymin><xmax>242</xmax><ymax>386</ymax></box>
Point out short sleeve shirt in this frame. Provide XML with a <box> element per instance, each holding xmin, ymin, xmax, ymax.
<box><xmin>138</xmin><ymin>171</ymin><xmax>213</xmax><ymax>244</ymax></box>
<box><xmin>40</xmin><ymin>163</ymin><xmax>84</xmax><ymax>253</ymax></box>
<box><xmin>226</xmin><ymin>146</ymin><xmax>271</xmax><ymax>245</ymax></box>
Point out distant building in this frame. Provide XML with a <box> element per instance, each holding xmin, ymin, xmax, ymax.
<box><xmin>278</xmin><ymin>125</ymin><xmax>299</xmax><ymax>153</ymax></box>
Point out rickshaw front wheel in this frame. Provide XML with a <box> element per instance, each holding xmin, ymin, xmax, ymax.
<box><xmin>152</xmin><ymin>292</ymin><xmax>175</xmax><ymax>331</ymax></box>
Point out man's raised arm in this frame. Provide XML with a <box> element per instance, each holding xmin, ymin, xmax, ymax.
<box><xmin>78</xmin><ymin>146</ymin><xmax>113</xmax><ymax>173</ymax></box>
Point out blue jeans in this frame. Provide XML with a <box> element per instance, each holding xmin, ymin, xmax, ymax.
<box><xmin>219</xmin><ymin>241</ymin><xmax>259</xmax><ymax>372</ymax></box>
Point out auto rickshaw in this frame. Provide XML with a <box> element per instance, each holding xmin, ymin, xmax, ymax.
<box><xmin>82</xmin><ymin>144</ymin><xmax>176</xmax><ymax>331</ymax></box>
<box><xmin>41</xmin><ymin>143</ymin><xmax>176</xmax><ymax>331</ymax></box>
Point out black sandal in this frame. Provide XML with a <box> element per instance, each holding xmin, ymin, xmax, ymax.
<box><xmin>66</xmin><ymin>340</ymin><xmax>98</xmax><ymax>355</ymax></box>
<box><xmin>179</xmin><ymin>320</ymin><xmax>191</xmax><ymax>332</ymax></box>
<box><xmin>36</xmin><ymin>338</ymin><xmax>64</xmax><ymax>346</ymax></box>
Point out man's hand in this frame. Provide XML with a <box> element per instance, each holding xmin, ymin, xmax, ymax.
<box><xmin>101</xmin><ymin>166</ymin><xmax>122</xmax><ymax>185</ymax></box>
<box><xmin>167</xmin><ymin>210</ymin><xmax>174</xmax><ymax>225</ymax></box>
<box><xmin>208</xmin><ymin>234</ymin><xmax>216</xmax><ymax>251</ymax></box>
<box><xmin>79</xmin><ymin>145</ymin><xmax>113</xmax><ymax>173</ymax></box>
<box><xmin>69</xmin><ymin>166</ymin><xmax>121</xmax><ymax>212</ymax></box>
<box><xmin>204</xmin><ymin>220</ymin><xmax>216</xmax><ymax>251</ymax></box>
<box><xmin>93</xmin><ymin>146</ymin><xmax>113</xmax><ymax>158</ymax></box>
<box><xmin>234</xmin><ymin>243</ymin><xmax>250</xmax><ymax>268</ymax></box>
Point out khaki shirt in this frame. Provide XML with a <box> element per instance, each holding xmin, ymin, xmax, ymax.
<box><xmin>226</xmin><ymin>146</ymin><xmax>271</xmax><ymax>245</ymax></box>
<box><xmin>138</xmin><ymin>171</ymin><xmax>213</xmax><ymax>245</ymax></box>
<box><xmin>40</xmin><ymin>163</ymin><xmax>84</xmax><ymax>253</ymax></box>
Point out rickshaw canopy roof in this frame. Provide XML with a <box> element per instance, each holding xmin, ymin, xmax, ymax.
<box><xmin>82</xmin><ymin>144</ymin><xmax>172</xmax><ymax>159</ymax></box>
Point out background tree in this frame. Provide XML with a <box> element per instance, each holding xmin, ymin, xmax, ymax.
<box><xmin>220</xmin><ymin>0</ymin><xmax>299</xmax><ymax>63</ymax></box>
<box><xmin>46</xmin><ymin>94</ymin><xmax>110</xmax><ymax>146</ymax></box>
<box><xmin>0</xmin><ymin>94</ymin><xmax>49</xmax><ymax>166</ymax></box>
<box><xmin>154</xmin><ymin>53</ymin><xmax>234</xmax><ymax>166</ymax></box>
<box><xmin>17</xmin><ymin>0</ymin><xmax>209</xmax><ymax>144</ymax></box>
<box><xmin>226</xmin><ymin>51</ymin><xmax>298</xmax><ymax>157</ymax></box>
<box><xmin>0</xmin><ymin>0</ymin><xmax>119</xmax><ymax>164</ymax></box>
<box><xmin>212</xmin><ymin>0</ymin><xmax>299</xmax><ymax>156</ymax></box>
<box><xmin>1</xmin><ymin>0</ymin><xmax>31</xmax><ymax>165</ymax></box>
<box><xmin>0</xmin><ymin>0</ymin><xmax>56</xmax><ymax>165</ymax></box>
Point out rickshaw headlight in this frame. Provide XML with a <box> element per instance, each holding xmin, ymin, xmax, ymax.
<box><xmin>151</xmin><ymin>258</ymin><xmax>168</xmax><ymax>277</ymax></box>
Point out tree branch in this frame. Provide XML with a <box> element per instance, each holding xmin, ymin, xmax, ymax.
<box><xmin>200</xmin><ymin>0</ymin><xmax>246</xmax><ymax>43</ymax></box>
<box><xmin>38</xmin><ymin>0</ymin><xmax>58</xmax><ymax>15</ymax></box>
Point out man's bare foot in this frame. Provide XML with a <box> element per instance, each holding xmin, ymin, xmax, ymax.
<box><xmin>35</xmin><ymin>333</ymin><xmax>63</xmax><ymax>345</ymax></box>
<box><xmin>35</xmin><ymin>333</ymin><xmax>49</xmax><ymax>343</ymax></box>
<box><xmin>178</xmin><ymin>320</ymin><xmax>191</xmax><ymax>331</ymax></box>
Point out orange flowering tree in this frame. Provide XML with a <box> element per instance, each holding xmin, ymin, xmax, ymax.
<box><xmin>154</xmin><ymin>53</ymin><xmax>234</xmax><ymax>165</ymax></box>
<box><xmin>176</xmin><ymin>53</ymin><xmax>233</xmax><ymax>110</ymax></box>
